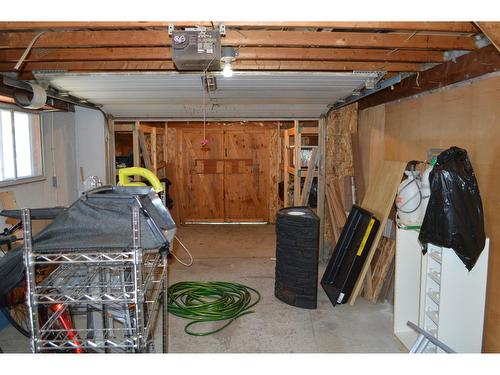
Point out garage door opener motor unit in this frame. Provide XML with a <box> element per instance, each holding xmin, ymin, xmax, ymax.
<box><xmin>171</xmin><ymin>28</ymin><xmax>221</xmax><ymax>71</ymax></box>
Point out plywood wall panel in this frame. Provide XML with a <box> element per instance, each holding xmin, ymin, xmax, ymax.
<box><xmin>323</xmin><ymin>103</ymin><xmax>358</xmax><ymax>259</ymax></box>
<box><xmin>361</xmin><ymin>74</ymin><xmax>500</xmax><ymax>352</ymax></box>
<box><xmin>357</xmin><ymin>105</ymin><xmax>385</xmax><ymax>202</ymax></box>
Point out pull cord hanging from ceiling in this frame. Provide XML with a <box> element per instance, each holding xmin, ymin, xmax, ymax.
<box><xmin>201</xmin><ymin>52</ymin><xmax>217</xmax><ymax>148</ymax></box>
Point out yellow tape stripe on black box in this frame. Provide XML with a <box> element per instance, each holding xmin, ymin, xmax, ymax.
<box><xmin>357</xmin><ymin>218</ymin><xmax>376</xmax><ymax>256</ymax></box>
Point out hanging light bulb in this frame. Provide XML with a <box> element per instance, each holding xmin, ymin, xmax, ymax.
<box><xmin>220</xmin><ymin>46</ymin><xmax>236</xmax><ymax>78</ymax></box>
<box><xmin>222</xmin><ymin>61</ymin><xmax>233</xmax><ymax>78</ymax></box>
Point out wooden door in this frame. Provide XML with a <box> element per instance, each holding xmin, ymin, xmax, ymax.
<box><xmin>178</xmin><ymin>127</ymin><xmax>269</xmax><ymax>222</ymax></box>
<box><xmin>224</xmin><ymin>129</ymin><xmax>269</xmax><ymax>221</ymax></box>
<box><xmin>180</xmin><ymin>129</ymin><xmax>225</xmax><ymax>222</ymax></box>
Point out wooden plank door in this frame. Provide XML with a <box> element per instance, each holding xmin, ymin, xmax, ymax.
<box><xmin>180</xmin><ymin>129</ymin><xmax>225</xmax><ymax>222</ymax></box>
<box><xmin>224</xmin><ymin>129</ymin><xmax>269</xmax><ymax>222</ymax></box>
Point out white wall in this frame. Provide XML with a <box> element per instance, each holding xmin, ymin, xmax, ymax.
<box><xmin>0</xmin><ymin>105</ymin><xmax>107</xmax><ymax>227</ymax></box>
<box><xmin>0</xmin><ymin>111</ymin><xmax>78</xmax><ymax>210</ymax></box>
<box><xmin>74</xmin><ymin>107</ymin><xmax>107</xmax><ymax>195</ymax></box>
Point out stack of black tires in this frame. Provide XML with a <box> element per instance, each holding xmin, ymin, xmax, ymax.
<box><xmin>274</xmin><ymin>207</ymin><xmax>320</xmax><ymax>309</ymax></box>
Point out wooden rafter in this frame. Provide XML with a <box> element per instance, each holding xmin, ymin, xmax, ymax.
<box><xmin>0</xmin><ymin>29</ymin><xmax>477</xmax><ymax>50</ymax></box>
<box><xmin>0</xmin><ymin>60</ymin><xmax>423</xmax><ymax>73</ymax></box>
<box><xmin>0</xmin><ymin>21</ymin><xmax>479</xmax><ymax>33</ymax></box>
<box><xmin>358</xmin><ymin>45</ymin><xmax>500</xmax><ymax>110</ymax></box>
<box><xmin>475</xmin><ymin>22</ymin><xmax>500</xmax><ymax>52</ymax></box>
<box><xmin>0</xmin><ymin>46</ymin><xmax>445</xmax><ymax>63</ymax></box>
<box><xmin>233</xmin><ymin>60</ymin><xmax>423</xmax><ymax>72</ymax></box>
<box><xmin>0</xmin><ymin>22</ymin><xmax>483</xmax><ymax>76</ymax></box>
<box><xmin>237</xmin><ymin>47</ymin><xmax>445</xmax><ymax>63</ymax></box>
<box><xmin>223</xmin><ymin>30</ymin><xmax>477</xmax><ymax>50</ymax></box>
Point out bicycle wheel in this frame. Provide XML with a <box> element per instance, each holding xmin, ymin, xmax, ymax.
<box><xmin>1</xmin><ymin>303</ymin><xmax>30</xmax><ymax>338</ymax></box>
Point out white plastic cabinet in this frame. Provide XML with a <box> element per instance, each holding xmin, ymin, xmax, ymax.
<box><xmin>394</xmin><ymin>227</ymin><xmax>489</xmax><ymax>353</ymax></box>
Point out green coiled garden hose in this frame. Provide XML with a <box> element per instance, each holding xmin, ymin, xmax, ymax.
<box><xmin>167</xmin><ymin>281</ymin><xmax>261</xmax><ymax>336</ymax></box>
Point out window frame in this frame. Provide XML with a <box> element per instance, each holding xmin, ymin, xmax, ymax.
<box><xmin>0</xmin><ymin>103</ymin><xmax>45</xmax><ymax>187</ymax></box>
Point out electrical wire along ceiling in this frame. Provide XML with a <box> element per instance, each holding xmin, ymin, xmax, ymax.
<box><xmin>35</xmin><ymin>71</ymin><xmax>380</xmax><ymax>119</ymax></box>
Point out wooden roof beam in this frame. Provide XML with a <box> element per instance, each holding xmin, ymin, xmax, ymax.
<box><xmin>0</xmin><ymin>21</ymin><xmax>479</xmax><ymax>33</ymax></box>
<box><xmin>223</xmin><ymin>30</ymin><xmax>477</xmax><ymax>50</ymax></box>
<box><xmin>232</xmin><ymin>60</ymin><xmax>423</xmax><ymax>72</ymax></box>
<box><xmin>0</xmin><ymin>60</ymin><xmax>423</xmax><ymax>73</ymax></box>
<box><xmin>475</xmin><ymin>22</ymin><xmax>500</xmax><ymax>52</ymax></box>
<box><xmin>0</xmin><ymin>46</ymin><xmax>445</xmax><ymax>63</ymax></box>
<box><xmin>358</xmin><ymin>44</ymin><xmax>500</xmax><ymax>110</ymax></box>
<box><xmin>0</xmin><ymin>30</ymin><xmax>478</xmax><ymax>50</ymax></box>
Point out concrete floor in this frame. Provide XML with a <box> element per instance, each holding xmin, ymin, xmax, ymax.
<box><xmin>0</xmin><ymin>224</ymin><xmax>404</xmax><ymax>353</ymax></box>
<box><xmin>167</xmin><ymin>224</ymin><xmax>404</xmax><ymax>353</ymax></box>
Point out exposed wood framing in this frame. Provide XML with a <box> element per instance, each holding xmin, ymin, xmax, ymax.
<box><xmin>233</xmin><ymin>60</ymin><xmax>423</xmax><ymax>72</ymax></box>
<box><xmin>293</xmin><ymin>121</ymin><xmax>301</xmax><ymax>206</ymax></box>
<box><xmin>236</xmin><ymin>47</ymin><xmax>445</xmax><ymax>63</ymax></box>
<box><xmin>137</xmin><ymin>130</ymin><xmax>153</xmax><ymax>170</ymax></box>
<box><xmin>268</xmin><ymin>126</ymin><xmax>280</xmax><ymax>223</ymax></box>
<box><xmin>358</xmin><ymin>45</ymin><xmax>500</xmax><ymax>110</ymax></box>
<box><xmin>0</xmin><ymin>21</ymin><xmax>479</xmax><ymax>33</ymax></box>
<box><xmin>132</xmin><ymin>122</ymin><xmax>140</xmax><ymax>168</ymax></box>
<box><xmin>363</xmin><ymin>237</ymin><xmax>396</xmax><ymax>303</ymax></box>
<box><xmin>321</xmin><ymin>103</ymin><xmax>358</xmax><ymax>262</ymax></box>
<box><xmin>0</xmin><ymin>30</ymin><xmax>477</xmax><ymax>50</ymax></box>
<box><xmin>283</xmin><ymin>127</ymin><xmax>291</xmax><ymax>207</ymax></box>
<box><xmin>223</xmin><ymin>30</ymin><xmax>478</xmax><ymax>50</ymax></box>
<box><xmin>0</xmin><ymin>60</ymin><xmax>176</xmax><ymax>72</ymax></box>
<box><xmin>317</xmin><ymin>116</ymin><xmax>327</xmax><ymax>261</ymax></box>
<box><xmin>475</xmin><ymin>22</ymin><xmax>500</xmax><ymax>52</ymax></box>
<box><xmin>0</xmin><ymin>60</ymin><xmax>423</xmax><ymax>73</ymax></box>
<box><xmin>0</xmin><ymin>22</ymin><xmax>481</xmax><ymax>76</ymax></box>
<box><xmin>300</xmin><ymin>147</ymin><xmax>318</xmax><ymax>205</ymax></box>
<box><xmin>0</xmin><ymin>47</ymin><xmax>446</xmax><ymax>63</ymax></box>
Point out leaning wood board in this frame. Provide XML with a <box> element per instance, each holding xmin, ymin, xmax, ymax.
<box><xmin>348</xmin><ymin>159</ymin><xmax>406</xmax><ymax>305</ymax></box>
<box><xmin>365</xmin><ymin>237</ymin><xmax>396</xmax><ymax>303</ymax></box>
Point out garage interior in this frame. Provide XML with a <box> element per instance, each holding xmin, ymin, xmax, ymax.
<box><xmin>0</xmin><ymin>17</ymin><xmax>499</xmax><ymax>357</ymax></box>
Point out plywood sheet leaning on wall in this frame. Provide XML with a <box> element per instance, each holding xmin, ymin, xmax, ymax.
<box><xmin>323</xmin><ymin>103</ymin><xmax>358</xmax><ymax>260</ymax></box>
<box><xmin>348</xmin><ymin>159</ymin><xmax>406</xmax><ymax>305</ymax></box>
<box><xmin>363</xmin><ymin>236</ymin><xmax>396</xmax><ymax>303</ymax></box>
<box><xmin>326</xmin><ymin>103</ymin><xmax>358</xmax><ymax>182</ymax></box>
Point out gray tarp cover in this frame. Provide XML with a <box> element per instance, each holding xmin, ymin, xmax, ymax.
<box><xmin>32</xmin><ymin>187</ymin><xmax>173</xmax><ymax>252</ymax></box>
<box><xmin>0</xmin><ymin>186</ymin><xmax>175</xmax><ymax>307</ymax></box>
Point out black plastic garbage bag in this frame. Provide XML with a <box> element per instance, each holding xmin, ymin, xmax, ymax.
<box><xmin>418</xmin><ymin>147</ymin><xmax>485</xmax><ymax>271</ymax></box>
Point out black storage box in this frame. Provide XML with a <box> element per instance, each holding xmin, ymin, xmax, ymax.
<box><xmin>321</xmin><ymin>205</ymin><xmax>380</xmax><ymax>307</ymax></box>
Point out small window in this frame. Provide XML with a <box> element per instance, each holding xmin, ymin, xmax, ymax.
<box><xmin>0</xmin><ymin>106</ymin><xmax>43</xmax><ymax>183</ymax></box>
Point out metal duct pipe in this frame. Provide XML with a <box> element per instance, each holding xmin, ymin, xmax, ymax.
<box><xmin>13</xmin><ymin>82</ymin><xmax>47</xmax><ymax>109</ymax></box>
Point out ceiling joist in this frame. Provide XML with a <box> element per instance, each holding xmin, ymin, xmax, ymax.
<box><xmin>358</xmin><ymin>45</ymin><xmax>500</xmax><ymax>110</ymax></box>
<box><xmin>0</xmin><ymin>46</ymin><xmax>445</xmax><ymax>63</ymax></box>
<box><xmin>475</xmin><ymin>22</ymin><xmax>500</xmax><ymax>52</ymax></box>
<box><xmin>232</xmin><ymin>60</ymin><xmax>423</xmax><ymax>72</ymax></box>
<box><xmin>0</xmin><ymin>21</ymin><xmax>479</xmax><ymax>33</ymax></box>
<box><xmin>0</xmin><ymin>29</ymin><xmax>478</xmax><ymax>50</ymax></box>
<box><xmin>0</xmin><ymin>60</ymin><xmax>423</xmax><ymax>73</ymax></box>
